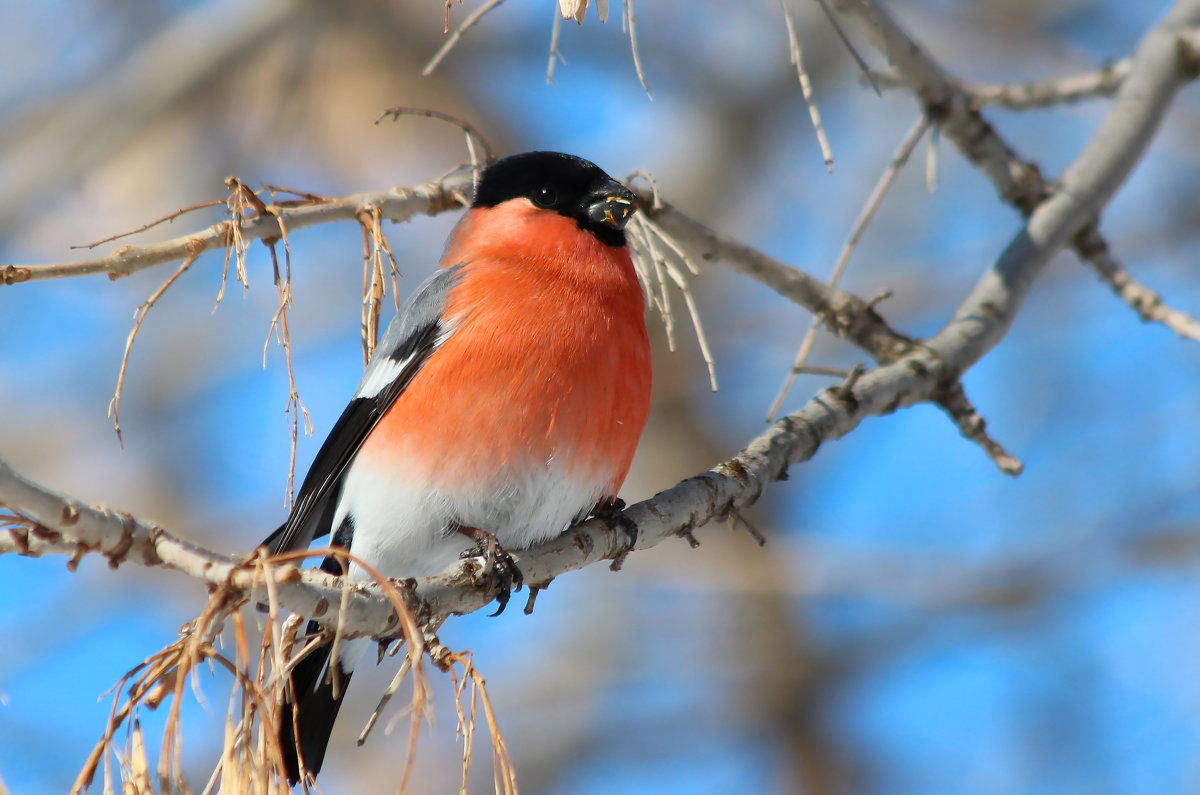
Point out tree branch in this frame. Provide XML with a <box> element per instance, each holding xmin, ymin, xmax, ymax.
<box><xmin>0</xmin><ymin>171</ymin><xmax>474</xmax><ymax>285</ymax></box>
<box><xmin>965</xmin><ymin>62</ymin><xmax>1131</xmax><ymax>109</ymax></box>
<box><xmin>870</xmin><ymin>59</ymin><xmax>1132</xmax><ymax>109</ymax></box>
<box><xmin>1074</xmin><ymin>223</ymin><xmax>1200</xmax><ymax>341</ymax></box>
<box><xmin>830</xmin><ymin>0</ymin><xmax>1048</xmax><ymax>213</ymax></box>
<box><xmin>641</xmin><ymin>199</ymin><xmax>916</xmax><ymax>363</ymax></box>
<box><xmin>830</xmin><ymin>0</ymin><xmax>1200</xmax><ymax>345</ymax></box>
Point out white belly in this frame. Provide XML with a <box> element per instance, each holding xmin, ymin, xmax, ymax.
<box><xmin>331</xmin><ymin>455</ymin><xmax>604</xmax><ymax>579</ymax></box>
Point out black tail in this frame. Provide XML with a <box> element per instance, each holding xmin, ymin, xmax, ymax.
<box><xmin>279</xmin><ymin>553</ymin><xmax>353</xmax><ymax>785</ymax></box>
<box><xmin>280</xmin><ymin>619</ymin><xmax>354</xmax><ymax>785</ymax></box>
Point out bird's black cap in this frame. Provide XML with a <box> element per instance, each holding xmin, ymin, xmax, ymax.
<box><xmin>473</xmin><ymin>151</ymin><xmax>636</xmax><ymax>247</ymax></box>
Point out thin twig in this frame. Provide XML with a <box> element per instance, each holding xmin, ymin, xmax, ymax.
<box><xmin>780</xmin><ymin>0</ymin><xmax>834</xmax><ymax>171</ymax></box>
<box><xmin>925</xmin><ymin>123</ymin><xmax>939</xmax><ymax>192</ymax></box>
<box><xmin>328</xmin><ymin>557</ymin><xmax>354</xmax><ymax>700</ymax></box>
<box><xmin>359</xmin><ymin>205</ymin><xmax>387</xmax><ymax>365</ymax></box>
<box><xmin>261</xmin><ymin>183</ymin><xmax>330</xmax><ymax>203</ymax></box>
<box><xmin>1075</xmin><ymin>223</ymin><xmax>1200</xmax><ymax>341</ymax></box>
<box><xmin>376</xmin><ymin>106</ymin><xmax>497</xmax><ymax>165</ymax></box>
<box><xmin>729</xmin><ymin>508</ymin><xmax>767</xmax><ymax>547</ymax></box>
<box><xmin>444</xmin><ymin>650</ymin><xmax>518</xmax><ymax>795</ymax></box>
<box><xmin>357</xmin><ymin>655</ymin><xmax>413</xmax><ymax>745</ymax></box>
<box><xmin>263</xmin><ymin>219</ymin><xmax>312</xmax><ymax>509</ymax></box>
<box><xmin>546</xmin><ymin>5</ymin><xmax>564</xmax><ymax>84</ymax></box>
<box><xmin>794</xmin><ymin>365</ymin><xmax>851</xmax><ymax>378</ymax></box>
<box><xmin>71</xmin><ymin>199</ymin><xmax>226</xmax><ymax>250</ymax></box>
<box><xmin>626</xmin><ymin>169</ymin><xmax>664</xmax><ymax>210</ymax></box>
<box><xmin>934</xmin><ymin>381</ymin><xmax>1024</xmax><ymax>476</ymax></box>
<box><xmin>422</xmin><ymin>0</ymin><xmax>508</xmax><ymax>77</ymax></box>
<box><xmin>628</xmin><ymin>212</ymin><xmax>718</xmax><ymax>390</ymax></box>
<box><xmin>767</xmin><ymin>116</ymin><xmax>929</xmax><ymax>420</ymax></box>
<box><xmin>622</xmin><ymin>0</ymin><xmax>653</xmax><ymax>99</ymax></box>
<box><xmin>226</xmin><ymin>177</ymin><xmax>263</xmax><ymax>293</ymax></box>
<box><xmin>108</xmin><ymin>254</ymin><xmax>200</xmax><ymax>445</ymax></box>
<box><xmin>665</xmin><ymin>261</ymin><xmax>718</xmax><ymax>391</ymax></box>
<box><xmin>965</xmin><ymin>60</ymin><xmax>1131</xmax><ymax>108</ymax></box>
<box><xmin>640</xmin><ymin>196</ymin><xmax>915</xmax><ymax>363</ymax></box>
<box><xmin>814</xmin><ymin>0</ymin><xmax>880</xmax><ymax>94</ymax></box>
<box><xmin>627</xmin><ymin>215</ymin><xmax>676</xmax><ymax>349</ymax></box>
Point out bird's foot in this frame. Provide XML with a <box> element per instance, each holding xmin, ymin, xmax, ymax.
<box><xmin>591</xmin><ymin>497</ymin><xmax>639</xmax><ymax>571</ymax></box>
<box><xmin>457</xmin><ymin>526</ymin><xmax>524</xmax><ymax>616</ymax></box>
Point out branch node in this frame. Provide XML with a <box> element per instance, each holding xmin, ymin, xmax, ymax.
<box><xmin>67</xmin><ymin>541</ymin><xmax>92</xmax><ymax>572</ymax></box>
<box><xmin>8</xmin><ymin>527</ymin><xmax>30</xmax><ymax>555</ymax></box>
<box><xmin>718</xmin><ymin>458</ymin><xmax>764</xmax><ymax>504</ymax></box>
<box><xmin>522</xmin><ymin>582</ymin><xmax>550</xmax><ymax>615</ymax></box>
<box><xmin>1</xmin><ymin>264</ymin><xmax>31</xmax><ymax>285</ymax></box>
<box><xmin>60</xmin><ymin>502</ymin><xmax>80</xmax><ymax>526</ymax></box>
<box><xmin>312</xmin><ymin>597</ymin><xmax>329</xmax><ymax>619</ymax></box>
<box><xmin>729</xmin><ymin>508</ymin><xmax>767</xmax><ymax>547</ymax></box>
<box><xmin>677</xmin><ymin>527</ymin><xmax>701</xmax><ymax>549</ymax></box>
<box><xmin>142</xmin><ymin>527</ymin><xmax>164</xmax><ymax>567</ymax></box>
<box><xmin>30</xmin><ymin>523</ymin><xmax>61</xmax><ymax>544</ymax></box>
<box><xmin>829</xmin><ymin>362</ymin><xmax>865</xmax><ymax>411</ymax></box>
<box><xmin>425</xmin><ymin>631</ymin><xmax>453</xmax><ymax>672</ymax></box>
<box><xmin>1074</xmin><ymin>222</ymin><xmax>1200</xmax><ymax>342</ymax></box>
<box><xmin>865</xmin><ymin>289</ymin><xmax>894</xmax><ymax>310</ymax></box>
<box><xmin>934</xmin><ymin>381</ymin><xmax>1025</xmax><ymax>477</ymax></box>
<box><xmin>105</xmin><ymin>513</ymin><xmax>137</xmax><ymax>569</ymax></box>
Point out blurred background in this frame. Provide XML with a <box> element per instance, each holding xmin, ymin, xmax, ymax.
<box><xmin>3</xmin><ymin>0</ymin><xmax>1200</xmax><ymax>793</ymax></box>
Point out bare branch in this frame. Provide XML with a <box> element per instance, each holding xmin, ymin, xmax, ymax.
<box><xmin>966</xmin><ymin>29</ymin><xmax>1199</xmax><ymax>110</ymax></box>
<box><xmin>108</xmin><ymin>254</ymin><xmax>200</xmax><ymax>445</ymax></box>
<box><xmin>622</xmin><ymin>0</ymin><xmax>653</xmax><ymax>99</ymax></box>
<box><xmin>831</xmin><ymin>0</ymin><xmax>1200</xmax><ymax>345</ymax></box>
<box><xmin>767</xmin><ymin>115</ymin><xmax>929</xmax><ymax>421</ymax></box>
<box><xmin>1</xmin><ymin>171</ymin><xmax>474</xmax><ymax>285</ymax></box>
<box><xmin>546</xmin><ymin>5</ymin><xmax>565</xmax><ymax>84</ymax></box>
<box><xmin>70</xmin><ymin>199</ymin><xmax>227</xmax><ymax>250</ymax></box>
<box><xmin>968</xmin><ymin>62</ymin><xmax>1131</xmax><ymax>108</ymax></box>
<box><xmin>639</xmin><ymin>197</ymin><xmax>916</xmax><ymax>364</ymax></box>
<box><xmin>264</xmin><ymin>228</ymin><xmax>312</xmax><ymax>509</ymax></box>
<box><xmin>812</xmin><ymin>0</ymin><xmax>879</xmax><ymax>94</ymax></box>
<box><xmin>780</xmin><ymin>0</ymin><xmax>834</xmax><ymax>171</ymax></box>
<box><xmin>423</xmin><ymin>0</ymin><xmax>508</xmax><ymax>77</ymax></box>
<box><xmin>869</xmin><ymin>60</ymin><xmax>1131</xmax><ymax>109</ymax></box>
<box><xmin>375</xmin><ymin>106</ymin><xmax>498</xmax><ymax>166</ymax></box>
<box><xmin>933</xmin><ymin>381</ymin><xmax>1024</xmax><ymax>476</ymax></box>
<box><xmin>627</xmin><ymin>212</ymin><xmax>719</xmax><ymax>390</ymax></box>
<box><xmin>830</xmin><ymin>0</ymin><xmax>1049</xmax><ymax>214</ymax></box>
<box><xmin>1074</xmin><ymin>223</ymin><xmax>1200</xmax><ymax>341</ymax></box>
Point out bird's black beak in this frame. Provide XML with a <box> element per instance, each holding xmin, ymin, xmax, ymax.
<box><xmin>586</xmin><ymin>183</ymin><xmax>637</xmax><ymax>230</ymax></box>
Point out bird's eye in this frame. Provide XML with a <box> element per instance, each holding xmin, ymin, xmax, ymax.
<box><xmin>534</xmin><ymin>186</ymin><xmax>558</xmax><ymax>207</ymax></box>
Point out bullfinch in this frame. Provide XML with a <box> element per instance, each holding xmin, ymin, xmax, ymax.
<box><xmin>261</xmin><ymin>151</ymin><xmax>653</xmax><ymax>784</ymax></box>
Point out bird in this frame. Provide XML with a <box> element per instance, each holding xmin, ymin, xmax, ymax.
<box><xmin>261</xmin><ymin>151</ymin><xmax>653</xmax><ymax>785</ymax></box>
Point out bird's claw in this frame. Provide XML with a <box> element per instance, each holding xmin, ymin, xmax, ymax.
<box><xmin>591</xmin><ymin>497</ymin><xmax>639</xmax><ymax>570</ymax></box>
<box><xmin>458</xmin><ymin>527</ymin><xmax>524</xmax><ymax>615</ymax></box>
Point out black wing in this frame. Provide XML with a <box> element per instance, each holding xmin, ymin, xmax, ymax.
<box><xmin>262</xmin><ymin>265</ymin><xmax>464</xmax><ymax>555</ymax></box>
